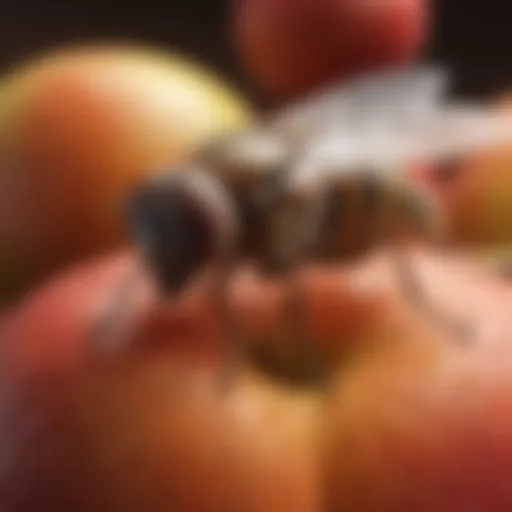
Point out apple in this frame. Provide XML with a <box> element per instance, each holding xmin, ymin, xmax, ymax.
<box><xmin>233</xmin><ymin>0</ymin><xmax>430</xmax><ymax>101</ymax></box>
<box><xmin>0</xmin><ymin>43</ymin><xmax>252</xmax><ymax>304</ymax></box>
<box><xmin>3</xmin><ymin>246</ymin><xmax>512</xmax><ymax>510</ymax></box>
<box><xmin>429</xmin><ymin>142</ymin><xmax>512</xmax><ymax>247</ymax></box>
<box><xmin>414</xmin><ymin>95</ymin><xmax>512</xmax><ymax>248</ymax></box>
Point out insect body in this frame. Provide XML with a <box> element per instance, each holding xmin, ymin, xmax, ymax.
<box><xmin>254</xmin><ymin>72</ymin><xmax>512</xmax><ymax>348</ymax></box>
<box><xmin>95</xmin><ymin>64</ymin><xmax>512</xmax><ymax>389</ymax></box>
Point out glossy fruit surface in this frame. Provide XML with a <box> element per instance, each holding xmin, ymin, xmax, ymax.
<box><xmin>3</xmin><ymin>247</ymin><xmax>512</xmax><ymax>511</ymax></box>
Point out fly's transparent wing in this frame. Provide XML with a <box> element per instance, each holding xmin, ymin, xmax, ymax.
<box><xmin>289</xmin><ymin>104</ymin><xmax>512</xmax><ymax>186</ymax></box>
<box><xmin>267</xmin><ymin>64</ymin><xmax>451</xmax><ymax>143</ymax></box>
<box><xmin>394</xmin><ymin>104</ymin><xmax>512</xmax><ymax>162</ymax></box>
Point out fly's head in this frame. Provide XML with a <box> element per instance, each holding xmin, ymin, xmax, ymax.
<box><xmin>127</xmin><ymin>164</ymin><xmax>239</xmax><ymax>297</ymax></box>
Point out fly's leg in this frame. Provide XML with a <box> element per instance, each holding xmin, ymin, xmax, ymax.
<box><xmin>89</xmin><ymin>260</ymin><xmax>149</xmax><ymax>356</ymax></box>
<box><xmin>391</xmin><ymin>181</ymin><xmax>473</xmax><ymax>341</ymax></box>
<box><xmin>210</xmin><ymin>262</ymin><xmax>244</xmax><ymax>393</ymax></box>
<box><xmin>279</xmin><ymin>258</ymin><xmax>334</xmax><ymax>386</ymax></box>
<box><xmin>259</xmin><ymin>186</ymin><xmax>332</xmax><ymax>387</ymax></box>
<box><xmin>389</xmin><ymin>244</ymin><xmax>472</xmax><ymax>341</ymax></box>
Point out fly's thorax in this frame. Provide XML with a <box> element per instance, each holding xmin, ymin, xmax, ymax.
<box><xmin>311</xmin><ymin>177</ymin><xmax>371</xmax><ymax>261</ymax></box>
<box><xmin>253</xmin><ymin>174</ymin><xmax>329</xmax><ymax>275</ymax></box>
<box><xmin>195</xmin><ymin>128</ymin><xmax>290</xmax><ymax>194</ymax></box>
<box><xmin>192</xmin><ymin>128</ymin><xmax>297</xmax><ymax>266</ymax></box>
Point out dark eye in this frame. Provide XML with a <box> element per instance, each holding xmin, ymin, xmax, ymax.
<box><xmin>127</xmin><ymin>181</ymin><xmax>213</xmax><ymax>296</ymax></box>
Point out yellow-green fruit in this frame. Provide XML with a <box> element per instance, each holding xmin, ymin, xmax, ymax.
<box><xmin>424</xmin><ymin>96</ymin><xmax>512</xmax><ymax>248</ymax></box>
<box><xmin>0</xmin><ymin>43</ymin><xmax>252</xmax><ymax>303</ymax></box>
<box><xmin>442</xmin><ymin>143</ymin><xmax>512</xmax><ymax>246</ymax></box>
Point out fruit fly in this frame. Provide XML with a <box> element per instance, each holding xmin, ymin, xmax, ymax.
<box><xmin>93</xmin><ymin>64</ymin><xmax>512</xmax><ymax>388</ymax></box>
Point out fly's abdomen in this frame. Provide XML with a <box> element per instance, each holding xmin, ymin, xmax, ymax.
<box><xmin>318</xmin><ymin>173</ymin><xmax>445</xmax><ymax>263</ymax></box>
<box><xmin>314</xmin><ymin>180</ymin><xmax>377</xmax><ymax>262</ymax></box>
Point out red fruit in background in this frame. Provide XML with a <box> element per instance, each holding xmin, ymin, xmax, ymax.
<box><xmin>4</xmin><ymin>247</ymin><xmax>512</xmax><ymax>510</ymax></box>
<box><xmin>0</xmin><ymin>44</ymin><xmax>252</xmax><ymax>304</ymax></box>
<box><xmin>233</xmin><ymin>0</ymin><xmax>430</xmax><ymax>101</ymax></box>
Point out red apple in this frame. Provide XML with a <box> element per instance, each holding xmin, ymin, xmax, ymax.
<box><xmin>0</xmin><ymin>43</ymin><xmax>252</xmax><ymax>303</ymax></box>
<box><xmin>3</xmin><ymin>246</ymin><xmax>512</xmax><ymax>510</ymax></box>
<box><xmin>233</xmin><ymin>0</ymin><xmax>430</xmax><ymax>101</ymax></box>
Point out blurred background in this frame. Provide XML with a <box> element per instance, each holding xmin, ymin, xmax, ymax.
<box><xmin>1</xmin><ymin>0</ymin><xmax>511</xmax><ymax>102</ymax></box>
<box><xmin>1</xmin><ymin>0</ymin><xmax>512</xmax><ymax>307</ymax></box>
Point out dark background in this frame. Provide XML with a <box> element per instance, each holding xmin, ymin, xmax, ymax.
<box><xmin>1</xmin><ymin>0</ymin><xmax>511</xmax><ymax>102</ymax></box>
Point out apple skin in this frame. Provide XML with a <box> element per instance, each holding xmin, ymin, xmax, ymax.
<box><xmin>3</xmin><ymin>247</ymin><xmax>512</xmax><ymax>510</ymax></box>
<box><xmin>233</xmin><ymin>0</ymin><xmax>430</xmax><ymax>101</ymax></box>
<box><xmin>430</xmin><ymin>143</ymin><xmax>512</xmax><ymax>247</ymax></box>
<box><xmin>415</xmin><ymin>96</ymin><xmax>512</xmax><ymax>248</ymax></box>
<box><xmin>0</xmin><ymin>44</ymin><xmax>252</xmax><ymax>304</ymax></box>
<box><xmin>0</xmin><ymin>251</ymin><xmax>327</xmax><ymax>512</ymax></box>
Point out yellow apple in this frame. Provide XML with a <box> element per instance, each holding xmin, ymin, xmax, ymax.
<box><xmin>0</xmin><ymin>43</ymin><xmax>252</xmax><ymax>303</ymax></box>
<box><xmin>416</xmin><ymin>95</ymin><xmax>512</xmax><ymax>248</ymax></box>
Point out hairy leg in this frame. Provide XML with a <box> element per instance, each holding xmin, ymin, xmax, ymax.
<box><xmin>210</xmin><ymin>263</ymin><xmax>245</xmax><ymax>393</ymax></box>
<box><xmin>258</xmin><ymin>186</ymin><xmax>333</xmax><ymax>386</ymax></box>
<box><xmin>89</xmin><ymin>260</ymin><xmax>149</xmax><ymax>357</ymax></box>
<box><xmin>391</xmin><ymin>180</ymin><xmax>472</xmax><ymax>341</ymax></box>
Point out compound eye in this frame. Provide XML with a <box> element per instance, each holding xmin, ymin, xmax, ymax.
<box><xmin>126</xmin><ymin>180</ymin><xmax>213</xmax><ymax>296</ymax></box>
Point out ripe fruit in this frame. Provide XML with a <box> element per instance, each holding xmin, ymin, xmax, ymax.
<box><xmin>0</xmin><ymin>44</ymin><xmax>252</xmax><ymax>303</ymax></box>
<box><xmin>4</xmin><ymin>247</ymin><xmax>512</xmax><ymax>510</ymax></box>
<box><xmin>429</xmin><ymin>143</ymin><xmax>512</xmax><ymax>247</ymax></box>
<box><xmin>233</xmin><ymin>0</ymin><xmax>430</xmax><ymax>101</ymax></box>
<box><xmin>416</xmin><ymin>95</ymin><xmax>512</xmax><ymax>247</ymax></box>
